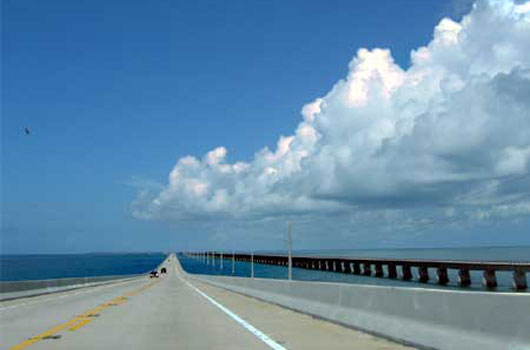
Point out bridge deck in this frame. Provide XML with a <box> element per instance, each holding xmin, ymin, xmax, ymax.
<box><xmin>1</xmin><ymin>255</ymin><xmax>414</xmax><ymax>350</ymax></box>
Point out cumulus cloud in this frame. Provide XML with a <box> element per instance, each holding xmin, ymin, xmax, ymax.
<box><xmin>133</xmin><ymin>0</ymin><xmax>530</xmax><ymax>226</ymax></box>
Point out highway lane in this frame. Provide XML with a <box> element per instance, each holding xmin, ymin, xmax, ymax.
<box><xmin>2</xmin><ymin>256</ymin><xmax>273</xmax><ymax>350</ymax></box>
<box><xmin>2</xmin><ymin>255</ymin><xmax>414</xmax><ymax>349</ymax></box>
<box><xmin>179</xmin><ymin>264</ymin><xmax>415</xmax><ymax>350</ymax></box>
<box><xmin>0</xmin><ymin>275</ymin><xmax>151</xmax><ymax>349</ymax></box>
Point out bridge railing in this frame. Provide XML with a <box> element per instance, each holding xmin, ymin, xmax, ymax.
<box><xmin>186</xmin><ymin>252</ymin><xmax>529</xmax><ymax>290</ymax></box>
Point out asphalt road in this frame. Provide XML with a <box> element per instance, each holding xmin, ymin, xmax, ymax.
<box><xmin>1</xmin><ymin>255</ymin><xmax>413</xmax><ymax>350</ymax></box>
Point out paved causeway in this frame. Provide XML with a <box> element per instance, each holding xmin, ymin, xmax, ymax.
<box><xmin>1</xmin><ymin>254</ymin><xmax>414</xmax><ymax>349</ymax></box>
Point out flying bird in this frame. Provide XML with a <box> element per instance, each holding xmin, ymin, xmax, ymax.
<box><xmin>24</xmin><ymin>127</ymin><xmax>31</xmax><ymax>135</ymax></box>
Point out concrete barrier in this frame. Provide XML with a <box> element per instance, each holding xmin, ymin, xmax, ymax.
<box><xmin>0</xmin><ymin>274</ymin><xmax>141</xmax><ymax>293</ymax></box>
<box><xmin>185</xmin><ymin>272</ymin><xmax>530</xmax><ymax>350</ymax></box>
<box><xmin>0</xmin><ymin>274</ymin><xmax>144</xmax><ymax>301</ymax></box>
<box><xmin>0</xmin><ymin>254</ymin><xmax>171</xmax><ymax>301</ymax></box>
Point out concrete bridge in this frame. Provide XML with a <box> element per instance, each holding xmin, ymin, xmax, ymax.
<box><xmin>1</xmin><ymin>254</ymin><xmax>414</xmax><ymax>350</ymax></box>
<box><xmin>1</xmin><ymin>253</ymin><xmax>529</xmax><ymax>350</ymax></box>
<box><xmin>192</xmin><ymin>251</ymin><xmax>530</xmax><ymax>290</ymax></box>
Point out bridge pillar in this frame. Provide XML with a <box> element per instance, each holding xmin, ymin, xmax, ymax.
<box><xmin>343</xmin><ymin>261</ymin><xmax>352</xmax><ymax>274</ymax></box>
<box><xmin>437</xmin><ymin>267</ymin><xmax>449</xmax><ymax>285</ymax></box>
<box><xmin>374</xmin><ymin>263</ymin><xmax>384</xmax><ymax>277</ymax></box>
<box><xmin>353</xmin><ymin>263</ymin><xmax>361</xmax><ymax>275</ymax></box>
<box><xmin>362</xmin><ymin>263</ymin><xmax>372</xmax><ymax>276</ymax></box>
<box><xmin>402</xmin><ymin>265</ymin><xmax>412</xmax><ymax>280</ymax></box>
<box><xmin>483</xmin><ymin>269</ymin><xmax>497</xmax><ymax>288</ymax></box>
<box><xmin>513</xmin><ymin>269</ymin><xmax>527</xmax><ymax>290</ymax></box>
<box><xmin>418</xmin><ymin>267</ymin><xmax>429</xmax><ymax>283</ymax></box>
<box><xmin>458</xmin><ymin>269</ymin><xmax>471</xmax><ymax>287</ymax></box>
<box><xmin>387</xmin><ymin>264</ymin><xmax>397</xmax><ymax>279</ymax></box>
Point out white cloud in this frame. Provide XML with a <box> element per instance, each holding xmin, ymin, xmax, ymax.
<box><xmin>134</xmin><ymin>0</ymin><xmax>530</xmax><ymax>227</ymax></box>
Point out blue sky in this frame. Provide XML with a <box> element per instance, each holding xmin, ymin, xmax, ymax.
<box><xmin>3</xmin><ymin>0</ymin><xmax>529</xmax><ymax>254</ymax></box>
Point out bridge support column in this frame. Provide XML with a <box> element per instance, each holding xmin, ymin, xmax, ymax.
<box><xmin>374</xmin><ymin>263</ymin><xmax>384</xmax><ymax>277</ymax></box>
<box><xmin>483</xmin><ymin>269</ymin><xmax>497</xmax><ymax>288</ymax></box>
<box><xmin>343</xmin><ymin>261</ymin><xmax>352</xmax><ymax>274</ymax></box>
<box><xmin>362</xmin><ymin>263</ymin><xmax>372</xmax><ymax>276</ymax></box>
<box><xmin>353</xmin><ymin>263</ymin><xmax>361</xmax><ymax>275</ymax></box>
<box><xmin>387</xmin><ymin>264</ymin><xmax>397</xmax><ymax>279</ymax></box>
<box><xmin>418</xmin><ymin>267</ymin><xmax>429</xmax><ymax>283</ymax></box>
<box><xmin>513</xmin><ymin>269</ymin><xmax>527</xmax><ymax>290</ymax></box>
<box><xmin>458</xmin><ymin>269</ymin><xmax>471</xmax><ymax>287</ymax></box>
<box><xmin>402</xmin><ymin>266</ymin><xmax>412</xmax><ymax>280</ymax></box>
<box><xmin>437</xmin><ymin>267</ymin><xmax>449</xmax><ymax>285</ymax></box>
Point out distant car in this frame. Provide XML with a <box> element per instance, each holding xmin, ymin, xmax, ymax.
<box><xmin>149</xmin><ymin>270</ymin><xmax>159</xmax><ymax>278</ymax></box>
<box><xmin>160</xmin><ymin>267</ymin><xmax>167</xmax><ymax>274</ymax></box>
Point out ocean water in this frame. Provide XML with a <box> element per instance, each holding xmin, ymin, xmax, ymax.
<box><xmin>179</xmin><ymin>246</ymin><xmax>530</xmax><ymax>292</ymax></box>
<box><xmin>2</xmin><ymin>248</ymin><xmax>528</xmax><ymax>291</ymax></box>
<box><xmin>0</xmin><ymin>253</ymin><xmax>166</xmax><ymax>281</ymax></box>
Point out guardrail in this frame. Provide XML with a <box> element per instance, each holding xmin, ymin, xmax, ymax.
<box><xmin>0</xmin><ymin>274</ymin><xmax>142</xmax><ymax>294</ymax></box>
<box><xmin>0</xmin><ymin>255</ymin><xmax>171</xmax><ymax>301</ymax></box>
<box><xmin>187</xmin><ymin>252</ymin><xmax>529</xmax><ymax>290</ymax></box>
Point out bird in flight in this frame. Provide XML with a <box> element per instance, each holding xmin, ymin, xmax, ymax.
<box><xmin>24</xmin><ymin>127</ymin><xmax>31</xmax><ymax>135</ymax></box>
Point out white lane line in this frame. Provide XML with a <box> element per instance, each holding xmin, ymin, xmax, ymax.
<box><xmin>0</xmin><ymin>278</ymin><xmax>144</xmax><ymax>311</ymax></box>
<box><xmin>176</xmin><ymin>270</ymin><xmax>287</xmax><ymax>350</ymax></box>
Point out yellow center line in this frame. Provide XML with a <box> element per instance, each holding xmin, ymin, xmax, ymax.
<box><xmin>8</xmin><ymin>279</ymin><xmax>159</xmax><ymax>350</ymax></box>
<box><xmin>68</xmin><ymin>318</ymin><xmax>93</xmax><ymax>331</ymax></box>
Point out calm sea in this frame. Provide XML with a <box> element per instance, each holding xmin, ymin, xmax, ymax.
<box><xmin>0</xmin><ymin>253</ymin><xmax>166</xmax><ymax>281</ymax></box>
<box><xmin>2</xmin><ymin>247</ymin><xmax>528</xmax><ymax>291</ymax></box>
<box><xmin>179</xmin><ymin>246</ymin><xmax>530</xmax><ymax>292</ymax></box>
